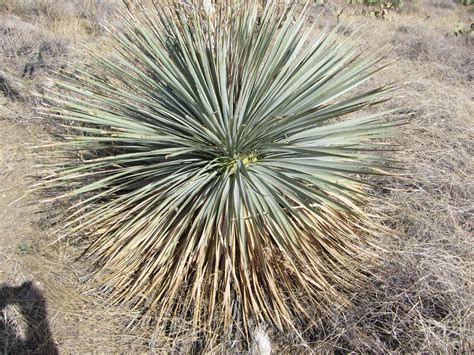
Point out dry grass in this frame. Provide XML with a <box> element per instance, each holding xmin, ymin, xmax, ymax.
<box><xmin>0</xmin><ymin>0</ymin><xmax>472</xmax><ymax>353</ymax></box>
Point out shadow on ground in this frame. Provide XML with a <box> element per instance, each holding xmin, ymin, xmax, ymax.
<box><xmin>0</xmin><ymin>281</ymin><xmax>58</xmax><ymax>354</ymax></box>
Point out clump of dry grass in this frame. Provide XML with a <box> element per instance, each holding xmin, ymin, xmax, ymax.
<box><xmin>0</xmin><ymin>0</ymin><xmax>124</xmax><ymax>68</ymax></box>
<box><xmin>1</xmin><ymin>0</ymin><xmax>121</xmax><ymax>30</ymax></box>
<box><xmin>0</xmin><ymin>14</ymin><xmax>52</xmax><ymax>72</ymax></box>
<box><xmin>0</xmin><ymin>15</ymin><xmax>69</xmax><ymax>124</ymax></box>
<box><xmin>0</xmin><ymin>0</ymin><xmax>124</xmax><ymax>125</ymax></box>
<box><xmin>393</xmin><ymin>25</ymin><xmax>472</xmax><ymax>82</ymax></box>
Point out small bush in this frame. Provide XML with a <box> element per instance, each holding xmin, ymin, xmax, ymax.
<box><xmin>41</xmin><ymin>0</ymin><xmax>397</xmax><ymax>345</ymax></box>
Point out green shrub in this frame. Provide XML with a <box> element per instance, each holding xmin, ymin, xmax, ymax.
<box><xmin>42</xmin><ymin>1</ymin><xmax>397</xmax><ymax>340</ymax></box>
<box><xmin>453</xmin><ymin>20</ymin><xmax>474</xmax><ymax>42</ymax></box>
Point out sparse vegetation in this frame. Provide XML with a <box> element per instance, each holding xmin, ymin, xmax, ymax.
<box><xmin>348</xmin><ymin>0</ymin><xmax>402</xmax><ymax>8</ymax></box>
<box><xmin>0</xmin><ymin>0</ymin><xmax>472</xmax><ymax>353</ymax></box>
<box><xmin>453</xmin><ymin>20</ymin><xmax>474</xmax><ymax>39</ymax></box>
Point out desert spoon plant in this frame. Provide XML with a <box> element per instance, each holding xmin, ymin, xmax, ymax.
<box><xmin>41</xmin><ymin>0</ymin><xmax>398</xmax><ymax>344</ymax></box>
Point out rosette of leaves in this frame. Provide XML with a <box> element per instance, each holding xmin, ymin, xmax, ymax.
<box><xmin>41</xmin><ymin>0</ymin><xmax>397</xmax><ymax>339</ymax></box>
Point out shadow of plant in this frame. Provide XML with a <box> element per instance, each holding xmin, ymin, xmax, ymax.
<box><xmin>0</xmin><ymin>281</ymin><xmax>58</xmax><ymax>354</ymax></box>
